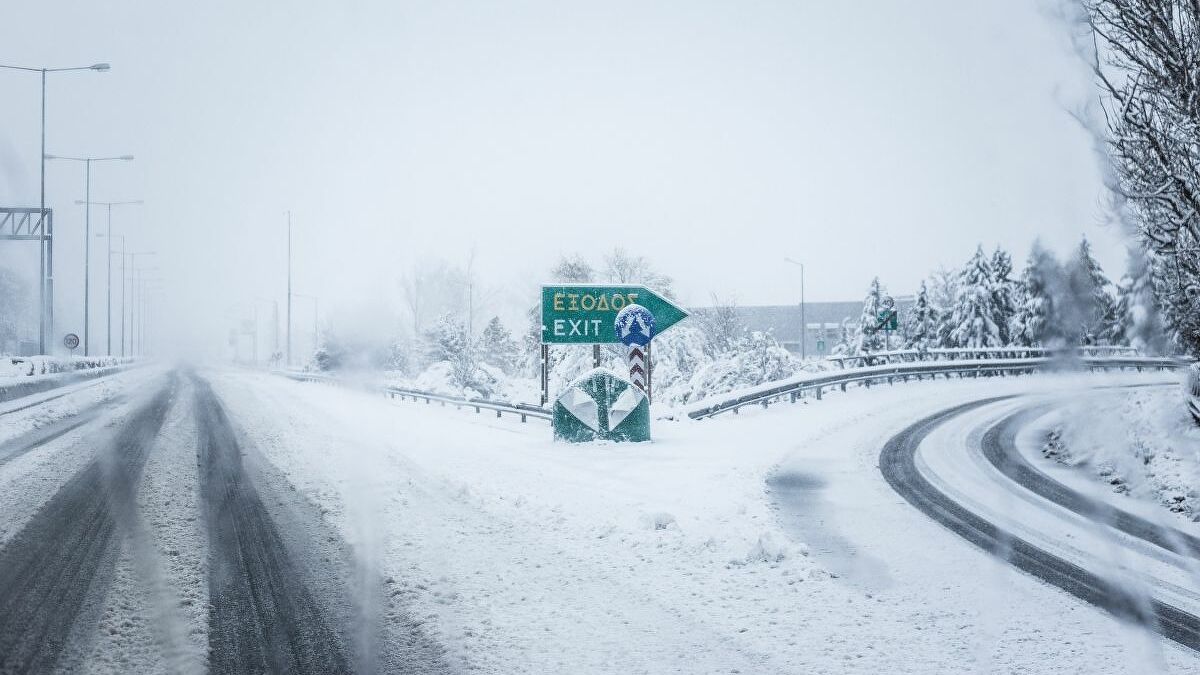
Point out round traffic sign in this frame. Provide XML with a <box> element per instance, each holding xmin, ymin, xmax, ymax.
<box><xmin>880</xmin><ymin>295</ymin><xmax>896</xmax><ymax>311</ymax></box>
<box><xmin>63</xmin><ymin>333</ymin><xmax>80</xmax><ymax>350</ymax></box>
<box><xmin>615</xmin><ymin>304</ymin><xmax>655</xmax><ymax>347</ymax></box>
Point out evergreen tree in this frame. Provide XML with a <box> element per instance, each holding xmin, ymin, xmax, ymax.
<box><xmin>927</xmin><ymin>266</ymin><xmax>958</xmax><ymax>348</ymax></box>
<box><xmin>1108</xmin><ymin>276</ymin><xmax>1133</xmax><ymax>347</ymax></box>
<box><xmin>1111</xmin><ymin>247</ymin><xmax>1169</xmax><ymax>354</ymax></box>
<box><xmin>1065</xmin><ymin>237</ymin><xmax>1115</xmax><ymax>344</ymax></box>
<box><xmin>478</xmin><ymin>316</ymin><xmax>519</xmax><ymax>374</ymax></box>
<box><xmin>854</xmin><ymin>277</ymin><xmax>887</xmax><ymax>353</ymax></box>
<box><xmin>990</xmin><ymin>247</ymin><xmax>1018</xmax><ymax>345</ymax></box>
<box><xmin>904</xmin><ymin>280</ymin><xmax>938</xmax><ymax>350</ymax></box>
<box><xmin>423</xmin><ymin>313</ymin><xmax>477</xmax><ymax>387</ymax></box>
<box><xmin>1010</xmin><ymin>242</ymin><xmax>1061</xmax><ymax>347</ymax></box>
<box><xmin>949</xmin><ymin>246</ymin><xmax>1003</xmax><ymax>348</ymax></box>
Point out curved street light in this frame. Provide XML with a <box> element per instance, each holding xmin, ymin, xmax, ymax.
<box><xmin>80</xmin><ymin>200</ymin><xmax>143</xmax><ymax>355</ymax></box>
<box><xmin>45</xmin><ymin>154</ymin><xmax>134</xmax><ymax>354</ymax></box>
<box><xmin>783</xmin><ymin>257</ymin><xmax>807</xmax><ymax>361</ymax></box>
<box><xmin>0</xmin><ymin>61</ymin><xmax>110</xmax><ymax>353</ymax></box>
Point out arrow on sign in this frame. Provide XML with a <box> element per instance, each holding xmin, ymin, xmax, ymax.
<box><xmin>541</xmin><ymin>284</ymin><xmax>689</xmax><ymax>345</ymax></box>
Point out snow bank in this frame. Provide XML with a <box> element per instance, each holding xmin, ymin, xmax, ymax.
<box><xmin>1045</xmin><ymin>380</ymin><xmax>1200</xmax><ymax>523</ymax></box>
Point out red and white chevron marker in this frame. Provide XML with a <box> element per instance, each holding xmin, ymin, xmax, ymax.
<box><xmin>627</xmin><ymin>344</ymin><xmax>647</xmax><ymax>392</ymax></box>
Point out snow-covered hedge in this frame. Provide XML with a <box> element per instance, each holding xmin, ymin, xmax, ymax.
<box><xmin>381</xmin><ymin>323</ymin><xmax>826</xmax><ymax>409</ymax></box>
<box><xmin>0</xmin><ymin>355</ymin><xmax>129</xmax><ymax>379</ymax></box>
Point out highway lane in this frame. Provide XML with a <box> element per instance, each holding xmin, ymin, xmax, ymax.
<box><xmin>194</xmin><ymin>374</ymin><xmax>352</xmax><ymax>673</ymax></box>
<box><xmin>0</xmin><ymin>369</ymin><xmax>448</xmax><ymax>673</ymax></box>
<box><xmin>879</xmin><ymin>395</ymin><xmax>1200</xmax><ymax>652</ymax></box>
<box><xmin>0</xmin><ymin>373</ymin><xmax>178</xmax><ymax>671</ymax></box>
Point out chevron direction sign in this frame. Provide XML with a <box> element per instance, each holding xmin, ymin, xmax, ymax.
<box><xmin>541</xmin><ymin>284</ymin><xmax>688</xmax><ymax>345</ymax></box>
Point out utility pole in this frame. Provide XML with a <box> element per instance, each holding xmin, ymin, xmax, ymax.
<box><xmin>286</xmin><ymin>210</ymin><xmax>292</xmax><ymax>369</ymax></box>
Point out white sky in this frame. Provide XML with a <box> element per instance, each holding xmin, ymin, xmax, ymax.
<box><xmin>0</xmin><ymin>0</ymin><xmax>1126</xmax><ymax>356</ymax></box>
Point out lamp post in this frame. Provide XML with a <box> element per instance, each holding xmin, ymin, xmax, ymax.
<box><xmin>0</xmin><ymin>61</ymin><xmax>109</xmax><ymax>353</ymax></box>
<box><xmin>784</xmin><ymin>257</ymin><xmax>807</xmax><ymax>362</ymax></box>
<box><xmin>131</xmin><ymin>266</ymin><xmax>160</xmax><ymax>357</ymax></box>
<box><xmin>102</xmin><ymin>235</ymin><xmax>125</xmax><ymax>356</ymax></box>
<box><xmin>45</xmin><ymin>153</ymin><xmax>134</xmax><ymax>355</ymax></box>
<box><xmin>128</xmin><ymin>253</ymin><xmax>155</xmax><ymax>357</ymax></box>
<box><xmin>286</xmin><ymin>211</ymin><xmax>292</xmax><ymax>368</ymax></box>
<box><xmin>81</xmin><ymin>199</ymin><xmax>142</xmax><ymax>355</ymax></box>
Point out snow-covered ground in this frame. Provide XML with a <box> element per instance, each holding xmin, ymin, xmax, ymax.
<box><xmin>208</xmin><ymin>367</ymin><xmax>1199</xmax><ymax>673</ymax></box>
<box><xmin>1041</xmin><ymin>380</ymin><xmax>1200</xmax><ymax>524</ymax></box>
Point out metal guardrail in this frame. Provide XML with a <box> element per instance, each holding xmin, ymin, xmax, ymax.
<box><xmin>285</xmin><ymin>355</ymin><xmax>1184</xmax><ymax>425</ymax></box>
<box><xmin>826</xmin><ymin>345</ymin><xmax>1141</xmax><ymax>369</ymax></box>
<box><xmin>686</xmin><ymin>356</ymin><xmax>1185</xmax><ymax>420</ymax></box>
<box><xmin>284</xmin><ymin>371</ymin><xmax>552</xmax><ymax>423</ymax></box>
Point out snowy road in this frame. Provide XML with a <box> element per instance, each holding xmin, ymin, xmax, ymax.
<box><xmin>2</xmin><ymin>366</ymin><xmax>1199</xmax><ymax>673</ymax></box>
<box><xmin>0</xmin><ymin>373</ymin><xmax>177</xmax><ymax>671</ymax></box>
<box><xmin>881</xmin><ymin>388</ymin><xmax>1200</xmax><ymax>652</ymax></box>
<box><xmin>0</xmin><ymin>368</ymin><xmax>447</xmax><ymax>674</ymax></box>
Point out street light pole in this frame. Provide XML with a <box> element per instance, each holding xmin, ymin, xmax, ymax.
<box><xmin>286</xmin><ymin>210</ymin><xmax>292</xmax><ymax>368</ymax></box>
<box><xmin>784</xmin><ymin>258</ymin><xmax>807</xmax><ymax>362</ymax></box>
<box><xmin>46</xmin><ymin>154</ymin><xmax>133</xmax><ymax>355</ymax></box>
<box><xmin>81</xmin><ymin>200</ymin><xmax>141</xmax><ymax>355</ymax></box>
<box><xmin>127</xmin><ymin>253</ymin><xmax>155</xmax><ymax>357</ymax></box>
<box><xmin>0</xmin><ymin>61</ymin><xmax>109</xmax><ymax>353</ymax></box>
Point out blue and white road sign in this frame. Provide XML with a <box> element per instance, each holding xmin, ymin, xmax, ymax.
<box><xmin>615</xmin><ymin>304</ymin><xmax>655</xmax><ymax>347</ymax></box>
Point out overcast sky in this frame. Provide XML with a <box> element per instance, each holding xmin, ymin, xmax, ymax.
<box><xmin>0</xmin><ymin>0</ymin><xmax>1125</xmax><ymax>356</ymax></box>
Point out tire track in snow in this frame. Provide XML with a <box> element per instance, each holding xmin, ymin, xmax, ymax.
<box><xmin>193</xmin><ymin>374</ymin><xmax>351</xmax><ymax>673</ymax></box>
<box><xmin>0</xmin><ymin>395</ymin><xmax>127</xmax><ymax>467</ymax></box>
<box><xmin>981</xmin><ymin>406</ymin><xmax>1200</xmax><ymax>560</ymax></box>
<box><xmin>0</xmin><ymin>373</ymin><xmax>177</xmax><ymax>672</ymax></box>
<box><xmin>879</xmin><ymin>396</ymin><xmax>1200</xmax><ymax>653</ymax></box>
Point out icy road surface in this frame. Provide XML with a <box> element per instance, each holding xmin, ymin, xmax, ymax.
<box><xmin>0</xmin><ymin>365</ymin><xmax>1198</xmax><ymax>673</ymax></box>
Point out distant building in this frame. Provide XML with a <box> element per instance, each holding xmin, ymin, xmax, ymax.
<box><xmin>692</xmin><ymin>298</ymin><xmax>913</xmax><ymax>357</ymax></box>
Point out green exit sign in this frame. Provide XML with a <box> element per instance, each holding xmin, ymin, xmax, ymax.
<box><xmin>541</xmin><ymin>284</ymin><xmax>688</xmax><ymax>345</ymax></box>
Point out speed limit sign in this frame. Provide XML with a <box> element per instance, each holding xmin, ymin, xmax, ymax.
<box><xmin>63</xmin><ymin>333</ymin><xmax>80</xmax><ymax>351</ymax></box>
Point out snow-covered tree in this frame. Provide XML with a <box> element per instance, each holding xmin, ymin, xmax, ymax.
<box><xmin>1110</xmin><ymin>247</ymin><xmax>1169</xmax><ymax>354</ymax></box>
<box><xmin>695</xmin><ymin>293</ymin><xmax>745</xmax><ymax>355</ymax></box>
<box><xmin>853</xmin><ymin>277</ymin><xmax>887</xmax><ymax>353</ymax></box>
<box><xmin>1010</xmin><ymin>241</ymin><xmax>1061</xmax><ymax>347</ymax></box>
<box><xmin>603</xmin><ymin>247</ymin><xmax>675</xmax><ymax>298</ymax></box>
<box><xmin>948</xmin><ymin>246</ymin><xmax>1002</xmax><ymax>348</ymax></box>
<box><xmin>1064</xmin><ymin>237</ymin><xmax>1115</xmax><ymax>344</ymax></box>
<box><xmin>927</xmin><ymin>266</ymin><xmax>959</xmax><ymax>348</ymax></box>
<box><xmin>1080</xmin><ymin>0</ymin><xmax>1200</xmax><ymax>354</ymax></box>
<box><xmin>550</xmin><ymin>254</ymin><xmax>594</xmax><ymax>283</ymax></box>
<box><xmin>478</xmin><ymin>316</ymin><xmax>520</xmax><ymax>374</ymax></box>
<box><xmin>904</xmin><ymin>281</ymin><xmax>938</xmax><ymax>350</ymax></box>
<box><xmin>990</xmin><ymin>247</ymin><xmax>1019</xmax><ymax>345</ymax></box>
<box><xmin>423</xmin><ymin>313</ymin><xmax>480</xmax><ymax>389</ymax></box>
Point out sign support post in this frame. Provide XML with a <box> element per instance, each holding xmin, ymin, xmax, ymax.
<box><xmin>540</xmin><ymin>344</ymin><xmax>549</xmax><ymax>406</ymax></box>
<box><xmin>646</xmin><ymin>341</ymin><xmax>652</xmax><ymax>403</ymax></box>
